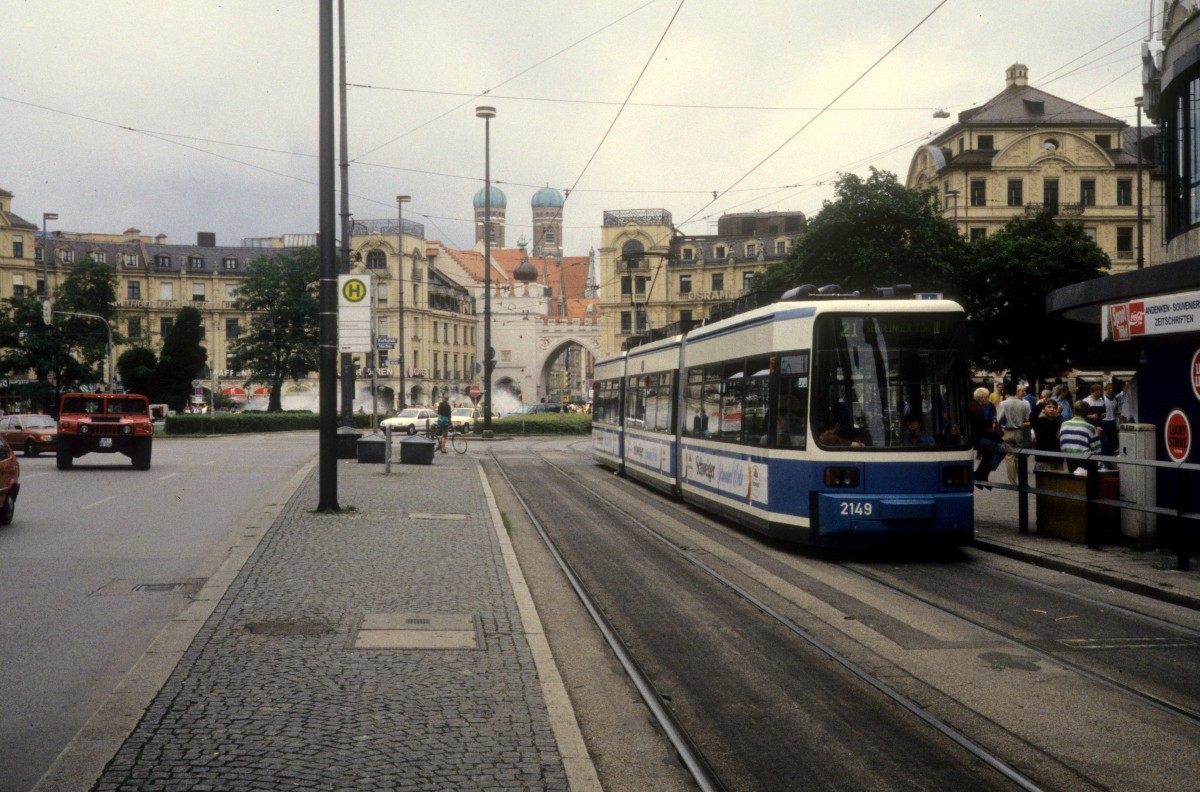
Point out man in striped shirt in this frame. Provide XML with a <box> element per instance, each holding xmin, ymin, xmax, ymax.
<box><xmin>1059</xmin><ymin>400</ymin><xmax>1101</xmax><ymax>473</ymax></box>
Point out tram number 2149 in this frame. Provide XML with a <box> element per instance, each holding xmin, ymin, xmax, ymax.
<box><xmin>839</xmin><ymin>501</ymin><xmax>874</xmax><ymax>516</ymax></box>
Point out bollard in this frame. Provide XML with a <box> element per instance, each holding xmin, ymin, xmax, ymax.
<box><xmin>1085</xmin><ymin>459</ymin><xmax>1100</xmax><ymax>549</ymax></box>
<box><xmin>1017</xmin><ymin>452</ymin><xmax>1029</xmax><ymax>534</ymax></box>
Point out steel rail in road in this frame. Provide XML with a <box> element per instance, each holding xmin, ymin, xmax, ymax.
<box><xmin>500</xmin><ymin>450</ymin><xmax>1046</xmax><ymax>792</ymax></box>
<box><xmin>843</xmin><ymin>562</ymin><xmax>1200</xmax><ymax>727</ymax></box>
<box><xmin>487</xmin><ymin>451</ymin><xmax>727</xmax><ymax>792</ymax></box>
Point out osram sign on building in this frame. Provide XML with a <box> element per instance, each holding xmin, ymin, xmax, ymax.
<box><xmin>1105</xmin><ymin>290</ymin><xmax>1200</xmax><ymax>341</ymax></box>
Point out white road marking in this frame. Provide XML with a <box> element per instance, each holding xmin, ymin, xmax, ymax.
<box><xmin>81</xmin><ymin>496</ymin><xmax>115</xmax><ymax>511</ymax></box>
<box><xmin>158</xmin><ymin>472</ymin><xmax>178</xmax><ymax>481</ymax></box>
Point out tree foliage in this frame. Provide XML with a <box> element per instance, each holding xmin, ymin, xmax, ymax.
<box><xmin>957</xmin><ymin>210</ymin><xmax>1110</xmax><ymax>379</ymax></box>
<box><xmin>0</xmin><ymin>257</ymin><xmax>120</xmax><ymax>411</ymax></box>
<box><xmin>229</xmin><ymin>247</ymin><xmax>320</xmax><ymax>412</ymax></box>
<box><xmin>754</xmin><ymin>169</ymin><xmax>968</xmax><ymax>296</ymax></box>
<box><xmin>116</xmin><ymin>346</ymin><xmax>160</xmax><ymax>402</ymax></box>
<box><xmin>157</xmin><ymin>306</ymin><xmax>208</xmax><ymax>411</ymax></box>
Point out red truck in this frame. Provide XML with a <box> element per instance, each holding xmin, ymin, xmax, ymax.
<box><xmin>56</xmin><ymin>392</ymin><xmax>154</xmax><ymax>470</ymax></box>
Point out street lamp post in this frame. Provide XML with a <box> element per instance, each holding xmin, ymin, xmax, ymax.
<box><xmin>396</xmin><ymin>194</ymin><xmax>410</xmax><ymax>410</ymax></box>
<box><xmin>1135</xmin><ymin>96</ymin><xmax>1145</xmax><ymax>270</ymax></box>
<box><xmin>55</xmin><ymin>310</ymin><xmax>112</xmax><ymax>392</ymax></box>
<box><xmin>476</xmin><ymin>106</ymin><xmax>496</xmax><ymax>434</ymax></box>
<box><xmin>41</xmin><ymin>212</ymin><xmax>58</xmax><ymax>324</ymax></box>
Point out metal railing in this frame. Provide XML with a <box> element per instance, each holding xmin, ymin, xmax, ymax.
<box><xmin>978</xmin><ymin>445</ymin><xmax>1200</xmax><ymax>570</ymax></box>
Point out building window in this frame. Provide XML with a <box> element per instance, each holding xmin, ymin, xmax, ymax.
<box><xmin>620</xmin><ymin>311</ymin><xmax>632</xmax><ymax>334</ymax></box>
<box><xmin>35</xmin><ymin>246</ymin><xmax>42</xmax><ymax>262</ymax></box>
<box><xmin>1044</xmin><ymin>178</ymin><xmax>1059</xmax><ymax>214</ymax></box>
<box><xmin>682</xmin><ymin>247</ymin><xmax>694</xmax><ymax>261</ymax></box>
<box><xmin>620</xmin><ymin>275</ymin><xmax>632</xmax><ymax>296</ymax></box>
<box><xmin>226</xmin><ymin>283</ymin><xmax>238</xmax><ymax>300</ymax></box>
<box><xmin>776</xmin><ymin>240</ymin><xmax>787</xmax><ymax>254</ymax></box>
<box><xmin>746</xmin><ymin>243</ymin><xmax>757</xmax><ymax>257</ymax></box>
<box><xmin>128</xmin><ymin>281</ymin><xmax>141</xmax><ymax>300</ymax></box>
<box><xmin>544</xmin><ymin>227</ymin><xmax>555</xmax><ymax>244</ymax></box>
<box><xmin>124</xmin><ymin>253</ymin><xmax>138</xmax><ymax>267</ymax></box>
<box><xmin>742</xmin><ymin>271</ymin><xmax>754</xmax><ymax>291</ymax></box>
<box><xmin>679</xmin><ymin>274</ymin><xmax>692</xmax><ymax>294</ymax></box>
<box><xmin>155</xmin><ymin>254</ymin><xmax>170</xmax><ymax>268</ymax></box>
<box><xmin>970</xmin><ymin>227</ymin><xmax>987</xmax><ymax>242</ymax></box>
<box><xmin>1116</xmin><ymin>226</ymin><xmax>1133</xmax><ymax>259</ymax></box>
<box><xmin>714</xmin><ymin>245</ymin><xmax>726</xmax><ymax>259</ymax></box>
<box><xmin>1095</xmin><ymin>134</ymin><xmax>1111</xmax><ymax>149</ymax></box>
<box><xmin>635</xmin><ymin>305</ymin><xmax>647</xmax><ymax>333</ymax></box>
<box><xmin>92</xmin><ymin>252</ymin><xmax>106</xmax><ymax>264</ymax></box>
<box><xmin>712</xmin><ymin>273</ymin><xmax>724</xmax><ymax>292</ymax></box>
<box><xmin>1080</xmin><ymin>178</ymin><xmax>1096</xmax><ymax>207</ymax></box>
<box><xmin>11</xmin><ymin>274</ymin><xmax>24</xmax><ymax>297</ymax></box>
<box><xmin>226</xmin><ymin>318</ymin><xmax>240</xmax><ymax>339</ymax></box>
<box><xmin>977</xmin><ymin>135</ymin><xmax>994</xmax><ymax>150</ymax></box>
<box><xmin>969</xmin><ymin>179</ymin><xmax>986</xmax><ymax>207</ymax></box>
<box><xmin>222</xmin><ymin>256</ymin><xmax>238</xmax><ymax>270</ymax></box>
<box><xmin>1007</xmin><ymin>179</ymin><xmax>1023</xmax><ymax>207</ymax></box>
<box><xmin>192</xmin><ymin>283</ymin><xmax>206</xmax><ymax>302</ymax></box>
<box><xmin>128</xmin><ymin>317</ymin><xmax>141</xmax><ymax>337</ymax></box>
<box><xmin>1117</xmin><ymin>178</ymin><xmax>1133</xmax><ymax>207</ymax></box>
<box><xmin>160</xmin><ymin>282</ymin><xmax>173</xmax><ymax>301</ymax></box>
<box><xmin>188</xmin><ymin>255</ymin><xmax>204</xmax><ymax>269</ymax></box>
<box><xmin>367</xmin><ymin>250</ymin><xmax>386</xmax><ymax>269</ymax></box>
<box><xmin>62</xmin><ymin>249</ymin><xmax>74</xmax><ymax>264</ymax></box>
<box><xmin>1083</xmin><ymin>227</ymin><xmax>1097</xmax><ymax>241</ymax></box>
<box><xmin>634</xmin><ymin>276</ymin><xmax>647</xmax><ymax>295</ymax></box>
<box><xmin>679</xmin><ymin>309</ymin><xmax>692</xmax><ymax>324</ymax></box>
<box><xmin>621</xmin><ymin>240</ymin><xmax>645</xmax><ymax>269</ymax></box>
<box><xmin>12</xmin><ymin>239</ymin><xmax>23</xmax><ymax>258</ymax></box>
<box><xmin>160</xmin><ymin>317</ymin><xmax>173</xmax><ymax>336</ymax></box>
<box><xmin>433</xmin><ymin>323</ymin><xmax>438</xmax><ymax>342</ymax></box>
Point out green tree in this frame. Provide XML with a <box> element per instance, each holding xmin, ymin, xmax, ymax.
<box><xmin>755</xmin><ymin>169</ymin><xmax>968</xmax><ymax>295</ymax></box>
<box><xmin>116</xmin><ymin>346</ymin><xmax>160</xmax><ymax>402</ymax></box>
<box><xmin>229</xmin><ymin>247</ymin><xmax>320</xmax><ymax>412</ymax></box>
<box><xmin>0</xmin><ymin>256</ymin><xmax>120</xmax><ymax>410</ymax></box>
<box><xmin>955</xmin><ymin>209</ymin><xmax>1110</xmax><ymax>379</ymax></box>
<box><xmin>156</xmin><ymin>305</ymin><xmax>208</xmax><ymax>411</ymax></box>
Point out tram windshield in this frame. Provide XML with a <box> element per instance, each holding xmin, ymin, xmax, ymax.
<box><xmin>811</xmin><ymin>313</ymin><xmax>969</xmax><ymax>450</ymax></box>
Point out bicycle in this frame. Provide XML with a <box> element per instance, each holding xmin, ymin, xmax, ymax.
<box><xmin>424</xmin><ymin>421</ymin><xmax>467</xmax><ymax>454</ymax></box>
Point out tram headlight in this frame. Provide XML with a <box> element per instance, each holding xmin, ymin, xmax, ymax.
<box><xmin>943</xmin><ymin>465</ymin><xmax>970</xmax><ymax>487</ymax></box>
<box><xmin>823</xmin><ymin>467</ymin><xmax>860</xmax><ymax>487</ymax></box>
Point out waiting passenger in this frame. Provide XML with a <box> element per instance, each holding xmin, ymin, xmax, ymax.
<box><xmin>904</xmin><ymin>415</ymin><xmax>936</xmax><ymax>447</ymax></box>
<box><xmin>819</xmin><ymin>414</ymin><xmax>863</xmax><ymax>447</ymax></box>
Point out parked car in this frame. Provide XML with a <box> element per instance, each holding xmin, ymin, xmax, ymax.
<box><xmin>380</xmin><ymin>407</ymin><xmax>438</xmax><ymax>435</ymax></box>
<box><xmin>451</xmin><ymin>407</ymin><xmax>480</xmax><ymax>432</ymax></box>
<box><xmin>0</xmin><ymin>413</ymin><xmax>58</xmax><ymax>457</ymax></box>
<box><xmin>0</xmin><ymin>436</ymin><xmax>20</xmax><ymax>525</ymax></box>
<box><xmin>508</xmin><ymin>403</ymin><xmax>568</xmax><ymax>415</ymax></box>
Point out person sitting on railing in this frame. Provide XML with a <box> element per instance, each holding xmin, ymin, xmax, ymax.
<box><xmin>1059</xmin><ymin>400</ymin><xmax>1101</xmax><ymax>474</ymax></box>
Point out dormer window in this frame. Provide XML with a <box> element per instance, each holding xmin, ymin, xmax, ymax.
<box><xmin>155</xmin><ymin>254</ymin><xmax>171</xmax><ymax>268</ymax></box>
<box><xmin>188</xmin><ymin>255</ymin><xmax>204</xmax><ymax>269</ymax></box>
<box><xmin>222</xmin><ymin>256</ymin><xmax>238</xmax><ymax>270</ymax></box>
<box><xmin>978</xmin><ymin>135</ymin><xmax>994</xmax><ymax>150</ymax></box>
<box><xmin>714</xmin><ymin>245</ymin><xmax>726</xmax><ymax>259</ymax></box>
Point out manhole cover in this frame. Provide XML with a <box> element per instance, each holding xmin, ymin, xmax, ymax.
<box><xmin>243</xmin><ymin>620</ymin><xmax>334</xmax><ymax>637</ymax></box>
<box><xmin>354</xmin><ymin>612</ymin><xmax>480</xmax><ymax>650</ymax></box>
<box><xmin>93</xmin><ymin>578</ymin><xmax>205</xmax><ymax>597</ymax></box>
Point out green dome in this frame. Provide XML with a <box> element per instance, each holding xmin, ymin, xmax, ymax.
<box><xmin>531</xmin><ymin>185</ymin><xmax>565</xmax><ymax>208</ymax></box>
<box><xmin>473</xmin><ymin>185</ymin><xmax>507</xmax><ymax>209</ymax></box>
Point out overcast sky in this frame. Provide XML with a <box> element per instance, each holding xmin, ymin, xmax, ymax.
<box><xmin>5</xmin><ymin>0</ymin><xmax>1154</xmax><ymax>257</ymax></box>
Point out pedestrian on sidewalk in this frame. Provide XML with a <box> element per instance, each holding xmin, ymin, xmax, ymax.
<box><xmin>1059</xmin><ymin>400</ymin><xmax>1101</xmax><ymax>473</ymax></box>
<box><xmin>971</xmin><ymin>387</ymin><xmax>1004</xmax><ymax>485</ymax></box>
<box><xmin>436</xmin><ymin>396</ymin><xmax>452</xmax><ymax>453</ymax></box>
<box><xmin>1031</xmin><ymin>398</ymin><xmax>1063</xmax><ymax>470</ymax></box>
<box><xmin>996</xmin><ymin>383</ymin><xmax>1031</xmax><ymax>484</ymax></box>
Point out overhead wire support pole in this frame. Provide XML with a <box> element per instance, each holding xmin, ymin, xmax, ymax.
<box><xmin>318</xmin><ymin>0</ymin><xmax>340</xmax><ymax>511</ymax></box>
<box><xmin>338</xmin><ymin>0</ymin><xmax>356</xmax><ymax>424</ymax></box>
<box><xmin>54</xmin><ymin>310</ymin><xmax>112</xmax><ymax>393</ymax></box>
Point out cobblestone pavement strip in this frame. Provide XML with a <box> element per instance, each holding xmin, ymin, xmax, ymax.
<box><xmin>89</xmin><ymin>458</ymin><xmax>570</xmax><ymax>791</ymax></box>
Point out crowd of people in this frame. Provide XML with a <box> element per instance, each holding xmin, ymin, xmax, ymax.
<box><xmin>970</xmin><ymin>378</ymin><xmax>1134</xmax><ymax>487</ymax></box>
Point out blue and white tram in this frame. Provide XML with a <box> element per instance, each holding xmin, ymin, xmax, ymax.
<box><xmin>592</xmin><ymin>295</ymin><xmax>975</xmax><ymax>547</ymax></box>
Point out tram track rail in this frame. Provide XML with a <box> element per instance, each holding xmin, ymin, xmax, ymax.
<box><xmin>490</xmin><ymin>447</ymin><xmax>1045</xmax><ymax>792</ymax></box>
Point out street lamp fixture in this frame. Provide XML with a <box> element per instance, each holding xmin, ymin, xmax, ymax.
<box><xmin>476</xmin><ymin>105</ymin><xmax>496</xmax><ymax>434</ymax></box>
<box><xmin>396</xmin><ymin>194</ymin><xmax>411</xmax><ymax>409</ymax></box>
<box><xmin>1135</xmin><ymin>96</ymin><xmax>1145</xmax><ymax>270</ymax></box>
<box><xmin>41</xmin><ymin>212</ymin><xmax>58</xmax><ymax>324</ymax></box>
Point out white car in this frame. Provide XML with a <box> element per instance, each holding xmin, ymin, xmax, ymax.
<box><xmin>451</xmin><ymin>407</ymin><xmax>480</xmax><ymax>432</ymax></box>
<box><xmin>380</xmin><ymin>408</ymin><xmax>438</xmax><ymax>435</ymax></box>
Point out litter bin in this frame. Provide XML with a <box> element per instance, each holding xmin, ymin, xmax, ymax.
<box><xmin>399</xmin><ymin>434</ymin><xmax>436</xmax><ymax>465</ymax></box>
<box><xmin>336</xmin><ymin>426</ymin><xmax>363</xmax><ymax>459</ymax></box>
<box><xmin>1035</xmin><ymin>468</ymin><xmax>1120</xmax><ymax>543</ymax></box>
<box><xmin>356</xmin><ymin>433</ymin><xmax>387</xmax><ymax>464</ymax></box>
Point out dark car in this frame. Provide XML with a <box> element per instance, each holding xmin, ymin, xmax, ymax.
<box><xmin>0</xmin><ymin>436</ymin><xmax>19</xmax><ymax>525</ymax></box>
<box><xmin>0</xmin><ymin>413</ymin><xmax>58</xmax><ymax>457</ymax></box>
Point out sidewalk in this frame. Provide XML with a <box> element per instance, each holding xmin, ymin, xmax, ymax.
<box><xmin>971</xmin><ymin>483</ymin><xmax>1200</xmax><ymax>611</ymax></box>
<box><xmin>77</xmin><ymin>453</ymin><xmax>598</xmax><ymax>792</ymax></box>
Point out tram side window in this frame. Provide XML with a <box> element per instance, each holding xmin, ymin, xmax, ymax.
<box><xmin>719</xmin><ymin>362</ymin><xmax>744</xmax><ymax>441</ymax></box>
<box><xmin>702</xmin><ymin>369</ymin><xmax>722</xmax><ymax>437</ymax></box>
<box><xmin>744</xmin><ymin>357</ymin><xmax>770</xmax><ymax>444</ymax></box>
<box><xmin>774</xmin><ymin>353</ymin><xmax>809</xmax><ymax>448</ymax></box>
<box><xmin>643</xmin><ymin>372</ymin><xmax>673</xmax><ymax>433</ymax></box>
<box><xmin>684</xmin><ymin>368</ymin><xmax>705</xmax><ymax>437</ymax></box>
<box><xmin>625</xmin><ymin>375</ymin><xmax>645</xmax><ymax>429</ymax></box>
<box><xmin>595</xmin><ymin>379</ymin><xmax>620</xmax><ymax>424</ymax></box>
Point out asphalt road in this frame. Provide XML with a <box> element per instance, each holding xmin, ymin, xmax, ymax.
<box><xmin>0</xmin><ymin>433</ymin><xmax>317</xmax><ymax>792</ymax></box>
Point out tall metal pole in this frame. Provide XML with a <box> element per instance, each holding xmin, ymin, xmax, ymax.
<box><xmin>337</xmin><ymin>0</ymin><xmax>356</xmax><ymax>424</ymax></box>
<box><xmin>41</xmin><ymin>212</ymin><xmax>57</xmax><ymax>325</ymax></box>
<box><xmin>1136</xmin><ymin>96</ymin><xmax>1145</xmax><ymax>270</ymax></box>
<box><xmin>476</xmin><ymin>106</ymin><xmax>496</xmax><ymax>434</ymax></box>
<box><xmin>396</xmin><ymin>195</ymin><xmax>410</xmax><ymax>410</ymax></box>
<box><xmin>318</xmin><ymin>0</ymin><xmax>340</xmax><ymax>510</ymax></box>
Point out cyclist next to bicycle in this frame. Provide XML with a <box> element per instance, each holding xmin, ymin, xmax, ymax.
<box><xmin>436</xmin><ymin>396</ymin><xmax>452</xmax><ymax>454</ymax></box>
